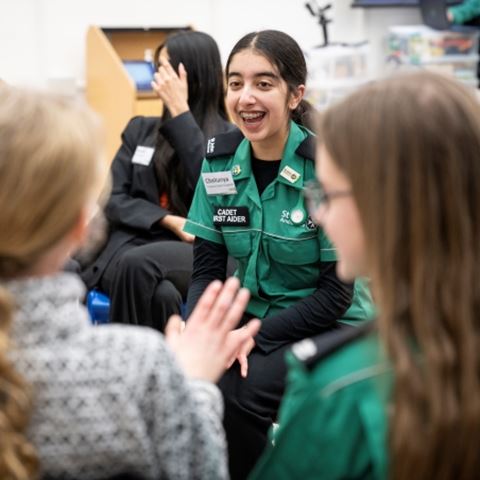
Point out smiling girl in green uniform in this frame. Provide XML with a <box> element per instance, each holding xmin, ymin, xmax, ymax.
<box><xmin>250</xmin><ymin>71</ymin><xmax>480</xmax><ymax>479</ymax></box>
<box><xmin>184</xmin><ymin>30</ymin><xmax>374</xmax><ymax>479</ymax></box>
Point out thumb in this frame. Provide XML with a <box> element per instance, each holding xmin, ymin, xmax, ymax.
<box><xmin>165</xmin><ymin>314</ymin><xmax>183</xmax><ymax>341</ymax></box>
<box><xmin>183</xmin><ymin>232</ymin><xmax>195</xmax><ymax>243</ymax></box>
<box><xmin>242</xmin><ymin>319</ymin><xmax>261</xmax><ymax>339</ymax></box>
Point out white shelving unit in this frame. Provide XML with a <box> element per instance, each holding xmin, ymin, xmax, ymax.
<box><xmin>386</xmin><ymin>25</ymin><xmax>479</xmax><ymax>88</ymax></box>
<box><xmin>305</xmin><ymin>44</ymin><xmax>371</xmax><ymax>109</ymax></box>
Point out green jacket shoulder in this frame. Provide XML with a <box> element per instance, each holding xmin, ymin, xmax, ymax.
<box><xmin>205</xmin><ymin>128</ymin><xmax>244</xmax><ymax>160</ymax></box>
<box><xmin>250</xmin><ymin>324</ymin><xmax>391</xmax><ymax>480</ymax></box>
<box><xmin>204</xmin><ymin>123</ymin><xmax>315</xmax><ymax>163</ymax></box>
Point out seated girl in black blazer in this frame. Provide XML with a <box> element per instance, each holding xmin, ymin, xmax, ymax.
<box><xmin>81</xmin><ymin>31</ymin><xmax>233</xmax><ymax>330</ymax></box>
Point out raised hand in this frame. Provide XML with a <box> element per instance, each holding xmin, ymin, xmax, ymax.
<box><xmin>151</xmin><ymin>59</ymin><xmax>189</xmax><ymax>117</ymax></box>
<box><xmin>165</xmin><ymin>278</ymin><xmax>261</xmax><ymax>382</ymax></box>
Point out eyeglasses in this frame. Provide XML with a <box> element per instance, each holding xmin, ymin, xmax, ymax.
<box><xmin>303</xmin><ymin>179</ymin><xmax>352</xmax><ymax>219</ymax></box>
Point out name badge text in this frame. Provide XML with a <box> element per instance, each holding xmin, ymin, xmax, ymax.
<box><xmin>202</xmin><ymin>171</ymin><xmax>237</xmax><ymax>195</ymax></box>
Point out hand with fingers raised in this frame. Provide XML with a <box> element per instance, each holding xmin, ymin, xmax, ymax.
<box><xmin>165</xmin><ymin>277</ymin><xmax>261</xmax><ymax>382</ymax></box>
<box><xmin>151</xmin><ymin>59</ymin><xmax>189</xmax><ymax>118</ymax></box>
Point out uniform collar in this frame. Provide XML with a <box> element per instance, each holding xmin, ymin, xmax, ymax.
<box><xmin>230</xmin><ymin>121</ymin><xmax>314</xmax><ymax>190</ymax></box>
<box><xmin>230</xmin><ymin>138</ymin><xmax>253</xmax><ymax>181</ymax></box>
<box><xmin>276</xmin><ymin>121</ymin><xmax>313</xmax><ymax>191</ymax></box>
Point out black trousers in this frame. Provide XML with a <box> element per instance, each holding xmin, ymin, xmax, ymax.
<box><xmin>218</xmin><ymin>340</ymin><xmax>291</xmax><ymax>480</ymax></box>
<box><xmin>99</xmin><ymin>239</ymin><xmax>193</xmax><ymax>332</ymax></box>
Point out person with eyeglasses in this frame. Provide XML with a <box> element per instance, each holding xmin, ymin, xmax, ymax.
<box><xmin>250</xmin><ymin>71</ymin><xmax>480</xmax><ymax>480</ymax></box>
<box><xmin>304</xmin><ymin>179</ymin><xmax>353</xmax><ymax>212</ymax></box>
<box><xmin>184</xmin><ymin>30</ymin><xmax>375</xmax><ymax>480</ymax></box>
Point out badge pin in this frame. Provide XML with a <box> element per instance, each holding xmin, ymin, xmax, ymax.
<box><xmin>306</xmin><ymin>216</ymin><xmax>317</xmax><ymax>230</ymax></box>
<box><xmin>232</xmin><ymin>164</ymin><xmax>242</xmax><ymax>176</ymax></box>
<box><xmin>280</xmin><ymin>166</ymin><xmax>301</xmax><ymax>184</ymax></box>
<box><xmin>290</xmin><ymin>208</ymin><xmax>306</xmax><ymax>225</ymax></box>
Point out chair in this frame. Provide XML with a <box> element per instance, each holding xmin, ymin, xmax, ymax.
<box><xmin>86</xmin><ymin>289</ymin><xmax>111</xmax><ymax>325</ymax></box>
<box><xmin>86</xmin><ymin>289</ymin><xmax>188</xmax><ymax>325</ymax></box>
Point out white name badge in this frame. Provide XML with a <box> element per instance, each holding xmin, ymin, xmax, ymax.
<box><xmin>202</xmin><ymin>171</ymin><xmax>237</xmax><ymax>195</ymax></box>
<box><xmin>280</xmin><ymin>165</ymin><xmax>301</xmax><ymax>183</ymax></box>
<box><xmin>132</xmin><ymin>146</ymin><xmax>155</xmax><ymax>166</ymax></box>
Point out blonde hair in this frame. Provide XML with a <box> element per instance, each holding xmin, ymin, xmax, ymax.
<box><xmin>0</xmin><ymin>85</ymin><xmax>106</xmax><ymax>479</ymax></box>
<box><xmin>320</xmin><ymin>72</ymin><xmax>480</xmax><ymax>479</ymax></box>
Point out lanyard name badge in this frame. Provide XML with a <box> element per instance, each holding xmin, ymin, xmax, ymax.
<box><xmin>132</xmin><ymin>146</ymin><xmax>155</xmax><ymax>166</ymax></box>
<box><xmin>202</xmin><ymin>171</ymin><xmax>237</xmax><ymax>195</ymax></box>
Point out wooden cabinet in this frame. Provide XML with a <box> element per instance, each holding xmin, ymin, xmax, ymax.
<box><xmin>86</xmin><ymin>26</ymin><xmax>191</xmax><ymax>160</ymax></box>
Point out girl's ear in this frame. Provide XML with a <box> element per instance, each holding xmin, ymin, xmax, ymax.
<box><xmin>288</xmin><ymin>84</ymin><xmax>305</xmax><ymax>110</ymax></box>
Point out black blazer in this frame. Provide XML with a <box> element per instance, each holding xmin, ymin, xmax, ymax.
<box><xmin>81</xmin><ymin>111</ymin><xmax>233</xmax><ymax>289</ymax></box>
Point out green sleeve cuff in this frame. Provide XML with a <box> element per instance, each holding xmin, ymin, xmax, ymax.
<box><xmin>320</xmin><ymin>247</ymin><xmax>337</xmax><ymax>262</ymax></box>
<box><xmin>318</xmin><ymin>229</ymin><xmax>337</xmax><ymax>262</ymax></box>
<box><xmin>449</xmin><ymin>0</ymin><xmax>480</xmax><ymax>24</ymax></box>
<box><xmin>184</xmin><ymin>220</ymin><xmax>225</xmax><ymax>245</ymax></box>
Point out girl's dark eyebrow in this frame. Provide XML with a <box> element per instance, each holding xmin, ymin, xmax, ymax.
<box><xmin>227</xmin><ymin>71</ymin><xmax>279</xmax><ymax>80</ymax></box>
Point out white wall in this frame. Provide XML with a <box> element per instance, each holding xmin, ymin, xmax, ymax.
<box><xmin>1</xmin><ymin>0</ymin><xmax>215</xmax><ymax>89</ymax></box>
<box><xmin>210</xmin><ymin>0</ymin><xmax>366</xmax><ymax>62</ymax></box>
<box><xmin>1</xmin><ymin>0</ymin><xmax>46</xmax><ymax>87</ymax></box>
<box><xmin>0</xmin><ymin>0</ymin><xmax>422</xmax><ymax>90</ymax></box>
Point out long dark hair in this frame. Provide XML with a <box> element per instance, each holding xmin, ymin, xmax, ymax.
<box><xmin>153</xmin><ymin>31</ymin><xmax>228</xmax><ymax>216</ymax></box>
<box><xmin>320</xmin><ymin>71</ymin><xmax>480</xmax><ymax>479</ymax></box>
<box><xmin>226</xmin><ymin>30</ymin><xmax>315</xmax><ymax>131</ymax></box>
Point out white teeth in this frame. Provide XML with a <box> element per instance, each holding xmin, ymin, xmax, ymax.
<box><xmin>240</xmin><ymin>112</ymin><xmax>264</xmax><ymax>120</ymax></box>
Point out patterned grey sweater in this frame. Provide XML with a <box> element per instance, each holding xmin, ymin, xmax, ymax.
<box><xmin>5</xmin><ymin>273</ymin><xmax>228</xmax><ymax>480</ymax></box>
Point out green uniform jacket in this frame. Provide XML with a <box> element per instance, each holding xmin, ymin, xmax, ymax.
<box><xmin>450</xmin><ymin>0</ymin><xmax>480</xmax><ymax>24</ymax></box>
<box><xmin>185</xmin><ymin>121</ymin><xmax>374</xmax><ymax>321</ymax></box>
<box><xmin>250</xmin><ymin>325</ymin><xmax>392</xmax><ymax>480</ymax></box>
